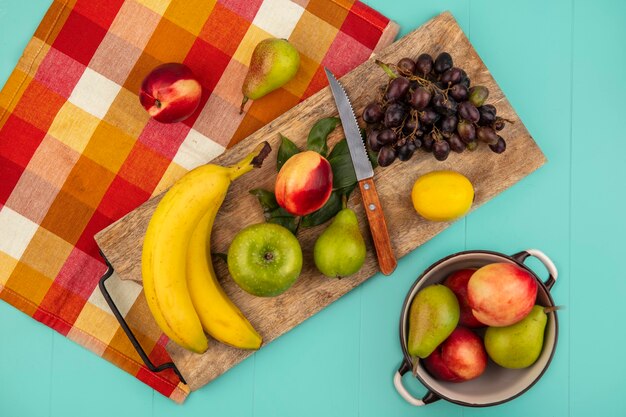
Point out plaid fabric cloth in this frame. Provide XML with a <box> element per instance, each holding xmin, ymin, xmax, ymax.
<box><xmin>0</xmin><ymin>0</ymin><xmax>397</xmax><ymax>402</ymax></box>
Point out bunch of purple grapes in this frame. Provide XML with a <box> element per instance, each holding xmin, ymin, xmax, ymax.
<box><xmin>363</xmin><ymin>52</ymin><xmax>509</xmax><ymax>167</ymax></box>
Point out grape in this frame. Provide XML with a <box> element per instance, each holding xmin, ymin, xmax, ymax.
<box><xmin>366</xmin><ymin>129</ymin><xmax>383</xmax><ymax>152</ymax></box>
<box><xmin>476</xmin><ymin>126</ymin><xmax>499</xmax><ymax>145</ymax></box>
<box><xmin>397</xmin><ymin>58</ymin><xmax>416</xmax><ymax>75</ymax></box>
<box><xmin>440</xmin><ymin>67</ymin><xmax>462</xmax><ymax>85</ymax></box>
<box><xmin>449</xmin><ymin>84</ymin><xmax>468</xmax><ymax>101</ymax></box>
<box><xmin>434</xmin><ymin>52</ymin><xmax>453</xmax><ymax>74</ymax></box>
<box><xmin>377</xmin><ymin>145</ymin><xmax>397</xmax><ymax>167</ymax></box>
<box><xmin>457</xmin><ymin>101</ymin><xmax>480</xmax><ymax>123</ymax></box>
<box><xmin>478</xmin><ymin>104</ymin><xmax>497</xmax><ymax>126</ymax></box>
<box><xmin>468</xmin><ymin>86</ymin><xmax>489</xmax><ymax>107</ymax></box>
<box><xmin>433</xmin><ymin>140</ymin><xmax>450</xmax><ymax>161</ymax></box>
<box><xmin>384</xmin><ymin>103</ymin><xmax>406</xmax><ymax>127</ymax></box>
<box><xmin>378</xmin><ymin>128</ymin><xmax>397</xmax><ymax>145</ymax></box>
<box><xmin>494</xmin><ymin>118</ymin><xmax>506</xmax><ymax>131</ymax></box>
<box><xmin>448</xmin><ymin>133</ymin><xmax>465</xmax><ymax>153</ymax></box>
<box><xmin>397</xmin><ymin>143</ymin><xmax>415</xmax><ymax>161</ymax></box>
<box><xmin>432</xmin><ymin>94</ymin><xmax>457</xmax><ymax>115</ymax></box>
<box><xmin>403</xmin><ymin>116</ymin><xmax>419</xmax><ymax>136</ymax></box>
<box><xmin>419</xmin><ymin>108</ymin><xmax>440</xmax><ymax>125</ymax></box>
<box><xmin>395</xmin><ymin>135</ymin><xmax>407</xmax><ymax>147</ymax></box>
<box><xmin>459</xmin><ymin>69</ymin><xmax>470</xmax><ymax>88</ymax></box>
<box><xmin>408</xmin><ymin>87</ymin><xmax>431</xmax><ymax>110</ymax></box>
<box><xmin>362</xmin><ymin>102</ymin><xmax>384</xmax><ymax>124</ymax></box>
<box><xmin>415</xmin><ymin>53</ymin><xmax>433</xmax><ymax>75</ymax></box>
<box><xmin>422</xmin><ymin>132</ymin><xmax>434</xmax><ymax>151</ymax></box>
<box><xmin>371</xmin><ymin>52</ymin><xmax>507</xmax><ymax>166</ymax></box>
<box><xmin>385</xmin><ymin>77</ymin><xmax>410</xmax><ymax>102</ymax></box>
<box><xmin>489</xmin><ymin>136</ymin><xmax>506</xmax><ymax>153</ymax></box>
<box><xmin>457</xmin><ymin>119</ymin><xmax>476</xmax><ymax>143</ymax></box>
<box><xmin>440</xmin><ymin>114</ymin><xmax>458</xmax><ymax>132</ymax></box>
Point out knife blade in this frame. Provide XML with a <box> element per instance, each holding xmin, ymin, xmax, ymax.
<box><xmin>324</xmin><ymin>68</ymin><xmax>397</xmax><ymax>275</ymax></box>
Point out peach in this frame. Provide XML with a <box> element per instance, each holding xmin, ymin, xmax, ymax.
<box><xmin>424</xmin><ymin>327</ymin><xmax>487</xmax><ymax>382</ymax></box>
<box><xmin>468</xmin><ymin>263</ymin><xmax>538</xmax><ymax>327</ymax></box>
<box><xmin>139</xmin><ymin>63</ymin><xmax>202</xmax><ymax>123</ymax></box>
<box><xmin>444</xmin><ymin>269</ymin><xmax>485</xmax><ymax>328</ymax></box>
<box><xmin>275</xmin><ymin>151</ymin><xmax>333</xmax><ymax>216</ymax></box>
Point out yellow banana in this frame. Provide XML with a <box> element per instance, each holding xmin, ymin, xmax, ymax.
<box><xmin>187</xmin><ymin>210</ymin><xmax>262</xmax><ymax>350</ymax></box>
<box><xmin>142</xmin><ymin>142</ymin><xmax>270</xmax><ymax>353</ymax></box>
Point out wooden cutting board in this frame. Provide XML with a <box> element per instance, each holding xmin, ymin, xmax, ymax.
<box><xmin>95</xmin><ymin>11</ymin><xmax>545</xmax><ymax>391</ymax></box>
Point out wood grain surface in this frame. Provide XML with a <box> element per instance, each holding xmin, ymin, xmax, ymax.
<box><xmin>95</xmin><ymin>12</ymin><xmax>546</xmax><ymax>391</ymax></box>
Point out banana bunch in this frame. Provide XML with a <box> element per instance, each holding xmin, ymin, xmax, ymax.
<box><xmin>142</xmin><ymin>142</ymin><xmax>270</xmax><ymax>353</ymax></box>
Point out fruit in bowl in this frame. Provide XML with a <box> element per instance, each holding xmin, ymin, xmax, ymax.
<box><xmin>228</xmin><ymin>222</ymin><xmax>303</xmax><ymax>297</ymax></box>
<box><xmin>424</xmin><ymin>327</ymin><xmax>487</xmax><ymax>382</ymax></box>
<box><xmin>485</xmin><ymin>305</ymin><xmax>548</xmax><ymax>369</ymax></box>
<box><xmin>140</xmin><ymin>63</ymin><xmax>202</xmax><ymax>123</ymax></box>
<box><xmin>468</xmin><ymin>263</ymin><xmax>538</xmax><ymax>327</ymax></box>
<box><xmin>408</xmin><ymin>284</ymin><xmax>459</xmax><ymax>359</ymax></box>
<box><xmin>275</xmin><ymin>150</ymin><xmax>333</xmax><ymax>216</ymax></box>
<box><xmin>444</xmin><ymin>269</ymin><xmax>484</xmax><ymax>328</ymax></box>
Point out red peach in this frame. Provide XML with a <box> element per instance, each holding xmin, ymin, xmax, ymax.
<box><xmin>424</xmin><ymin>327</ymin><xmax>487</xmax><ymax>382</ymax></box>
<box><xmin>139</xmin><ymin>63</ymin><xmax>202</xmax><ymax>123</ymax></box>
<box><xmin>444</xmin><ymin>269</ymin><xmax>485</xmax><ymax>328</ymax></box>
<box><xmin>468</xmin><ymin>263</ymin><xmax>538</xmax><ymax>327</ymax></box>
<box><xmin>275</xmin><ymin>151</ymin><xmax>333</xmax><ymax>216</ymax></box>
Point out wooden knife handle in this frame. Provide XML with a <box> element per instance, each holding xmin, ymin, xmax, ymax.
<box><xmin>358</xmin><ymin>178</ymin><xmax>397</xmax><ymax>275</ymax></box>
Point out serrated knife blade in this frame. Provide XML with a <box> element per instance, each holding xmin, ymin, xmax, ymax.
<box><xmin>324</xmin><ymin>68</ymin><xmax>397</xmax><ymax>276</ymax></box>
<box><xmin>324</xmin><ymin>68</ymin><xmax>374</xmax><ymax>181</ymax></box>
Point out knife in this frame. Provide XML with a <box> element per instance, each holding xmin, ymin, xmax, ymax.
<box><xmin>324</xmin><ymin>68</ymin><xmax>397</xmax><ymax>276</ymax></box>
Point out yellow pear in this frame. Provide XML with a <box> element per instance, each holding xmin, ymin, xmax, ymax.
<box><xmin>240</xmin><ymin>38</ymin><xmax>300</xmax><ymax>113</ymax></box>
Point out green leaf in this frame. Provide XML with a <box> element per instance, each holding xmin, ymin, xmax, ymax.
<box><xmin>277</xmin><ymin>134</ymin><xmax>300</xmax><ymax>172</ymax></box>
<box><xmin>267</xmin><ymin>213</ymin><xmax>299</xmax><ymax>235</ymax></box>
<box><xmin>327</xmin><ymin>138</ymin><xmax>357</xmax><ymax>191</ymax></box>
<box><xmin>249</xmin><ymin>188</ymin><xmax>279</xmax><ymax>215</ymax></box>
<box><xmin>306</xmin><ymin>117</ymin><xmax>340</xmax><ymax>156</ymax></box>
<box><xmin>368</xmin><ymin>147</ymin><xmax>379</xmax><ymax>169</ymax></box>
<box><xmin>249</xmin><ymin>189</ymin><xmax>298</xmax><ymax>235</ymax></box>
<box><xmin>300</xmin><ymin>191</ymin><xmax>343</xmax><ymax>227</ymax></box>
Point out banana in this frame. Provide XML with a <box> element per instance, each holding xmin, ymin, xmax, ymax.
<box><xmin>142</xmin><ymin>142</ymin><xmax>270</xmax><ymax>353</ymax></box>
<box><xmin>187</xmin><ymin>211</ymin><xmax>262</xmax><ymax>349</ymax></box>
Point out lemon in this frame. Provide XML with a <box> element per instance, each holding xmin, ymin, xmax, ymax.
<box><xmin>411</xmin><ymin>171</ymin><xmax>474</xmax><ymax>221</ymax></box>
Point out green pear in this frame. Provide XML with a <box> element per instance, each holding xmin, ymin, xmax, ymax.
<box><xmin>313</xmin><ymin>208</ymin><xmax>366</xmax><ymax>278</ymax></box>
<box><xmin>484</xmin><ymin>305</ymin><xmax>548</xmax><ymax>369</ymax></box>
<box><xmin>240</xmin><ymin>38</ymin><xmax>300</xmax><ymax>113</ymax></box>
<box><xmin>408</xmin><ymin>284</ymin><xmax>460</xmax><ymax>359</ymax></box>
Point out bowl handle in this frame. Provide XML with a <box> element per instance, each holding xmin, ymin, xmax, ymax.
<box><xmin>393</xmin><ymin>359</ymin><xmax>440</xmax><ymax>406</ymax></box>
<box><xmin>512</xmin><ymin>249</ymin><xmax>558</xmax><ymax>290</ymax></box>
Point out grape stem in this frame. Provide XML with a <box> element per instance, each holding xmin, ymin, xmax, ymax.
<box><xmin>374</xmin><ymin>60</ymin><xmax>398</xmax><ymax>79</ymax></box>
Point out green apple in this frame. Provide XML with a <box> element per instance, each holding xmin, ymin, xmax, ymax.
<box><xmin>227</xmin><ymin>223</ymin><xmax>302</xmax><ymax>297</ymax></box>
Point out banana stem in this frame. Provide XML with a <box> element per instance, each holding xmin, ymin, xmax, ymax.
<box><xmin>228</xmin><ymin>141</ymin><xmax>272</xmax><ymax>180</ymax></box>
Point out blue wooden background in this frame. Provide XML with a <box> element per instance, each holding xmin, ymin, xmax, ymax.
<box><xmin>1</xmin><ymin>0</ymin><xmax>625</xmax><ymax>416</ymax></box>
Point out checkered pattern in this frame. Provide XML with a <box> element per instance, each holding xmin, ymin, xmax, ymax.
<box><xmin>0</xmin><ymin>0</ymin><xmax>396</xmax><ymax>403</ymax></box>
